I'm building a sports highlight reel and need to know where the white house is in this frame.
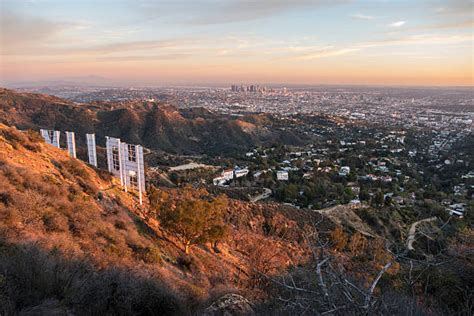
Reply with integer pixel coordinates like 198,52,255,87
339,166,350,176
234,168,249,178
277,170,289,181
213,169,235,186
222,169,234,181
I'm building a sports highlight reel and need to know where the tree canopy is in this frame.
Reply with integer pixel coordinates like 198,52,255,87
149,186,228,254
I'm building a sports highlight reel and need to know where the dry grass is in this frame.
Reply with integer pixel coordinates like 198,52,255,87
0,124,324,314
0,126,42,152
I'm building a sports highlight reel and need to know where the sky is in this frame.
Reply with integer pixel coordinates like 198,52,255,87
0,0,473,86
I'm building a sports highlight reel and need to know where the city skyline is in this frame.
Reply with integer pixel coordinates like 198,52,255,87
1,0,473,86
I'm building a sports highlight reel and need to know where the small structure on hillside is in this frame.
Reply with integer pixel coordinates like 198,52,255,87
234,167,249,178
40,129,61,148
86,133,98,167
339,166,351,177
106,136,145,205
65,131,76,158
38,128,145,205
213,169,235,186
222,169,234,181
276,170,289,181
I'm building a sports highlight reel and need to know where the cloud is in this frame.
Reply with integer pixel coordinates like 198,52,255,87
287,47,360,60
433,0,474,16
81,39,198,54
350,13,375,20
136,0,349,25
388,21,406,28
406,19,473,31
0,10,69,51
94,53,193,62
359,34,473,48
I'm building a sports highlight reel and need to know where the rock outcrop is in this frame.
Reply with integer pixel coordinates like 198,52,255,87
203,294,255,316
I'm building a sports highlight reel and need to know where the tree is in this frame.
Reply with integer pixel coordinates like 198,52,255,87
373,191,385,207
169,172,180,186
206,225,228,253
151,187,228,254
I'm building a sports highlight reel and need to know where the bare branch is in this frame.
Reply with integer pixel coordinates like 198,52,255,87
365,261,393,308
316,257,333,307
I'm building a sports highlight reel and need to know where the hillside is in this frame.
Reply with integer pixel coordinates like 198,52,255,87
0,88,306,154
0,124,323,314
0,124,472,315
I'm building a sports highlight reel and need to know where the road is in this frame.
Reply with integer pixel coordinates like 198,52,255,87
249,188,272,203
168,162,217,171
406,217,437,251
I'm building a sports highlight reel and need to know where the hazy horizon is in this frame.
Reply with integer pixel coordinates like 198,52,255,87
3,75,474,89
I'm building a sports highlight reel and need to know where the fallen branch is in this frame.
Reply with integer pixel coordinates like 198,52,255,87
316,258,332,306
364,261,393,309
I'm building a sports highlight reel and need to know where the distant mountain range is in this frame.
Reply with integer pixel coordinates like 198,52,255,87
0,87,305,154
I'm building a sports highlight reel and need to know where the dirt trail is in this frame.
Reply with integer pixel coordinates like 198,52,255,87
406,217,437,251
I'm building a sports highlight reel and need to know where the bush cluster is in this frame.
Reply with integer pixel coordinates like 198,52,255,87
0,241,183,315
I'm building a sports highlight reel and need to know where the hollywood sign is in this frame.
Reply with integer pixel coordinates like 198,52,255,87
40,129,145,205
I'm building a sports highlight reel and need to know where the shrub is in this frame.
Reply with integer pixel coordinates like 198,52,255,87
23,142,42,152
0,191,13,206
60,160,89,179
0,127,42,152
25,130,44,143
176,254,194,271
0,204,21,227
114,220,127,230
77,177,99,197
42,212,68,232
129,243,163,265
0,241,184,315
53,159,99,197
96,169,114,182
0,127,27,149
141,247,163,265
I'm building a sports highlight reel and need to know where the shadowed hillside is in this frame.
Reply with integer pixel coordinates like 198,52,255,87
0,88,306,154
0,124,318,314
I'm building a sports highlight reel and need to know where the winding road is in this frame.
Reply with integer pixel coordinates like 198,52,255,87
249,188,272,203
406,217,437,251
